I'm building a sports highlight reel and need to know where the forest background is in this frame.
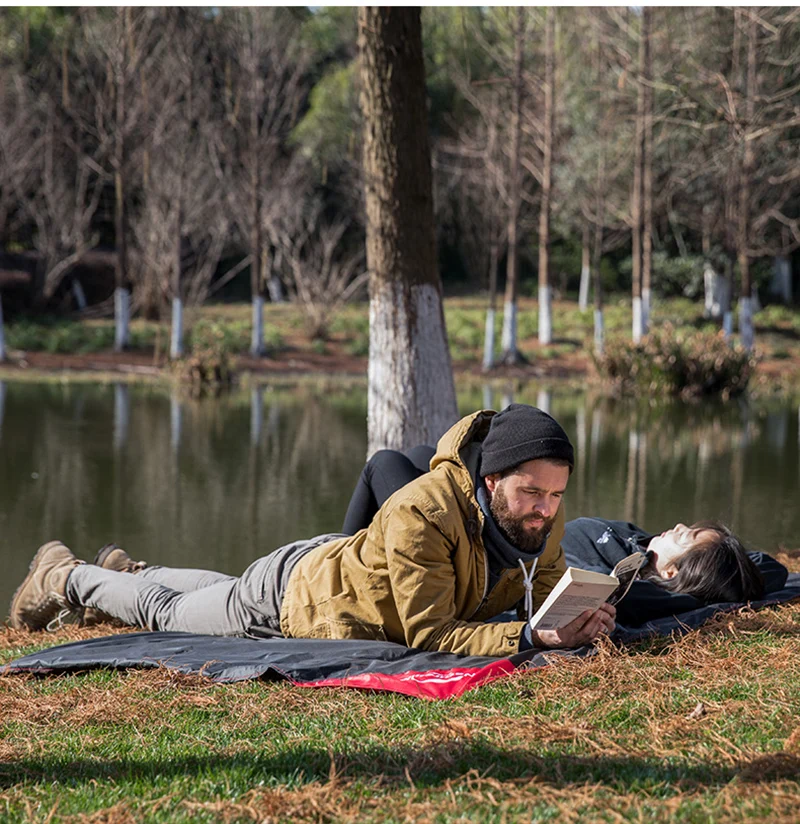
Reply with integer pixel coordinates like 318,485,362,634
0,6,799,372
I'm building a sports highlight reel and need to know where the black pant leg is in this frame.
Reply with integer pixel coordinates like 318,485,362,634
341,448,430,534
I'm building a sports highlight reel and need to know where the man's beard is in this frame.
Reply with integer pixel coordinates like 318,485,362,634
490,483,556,553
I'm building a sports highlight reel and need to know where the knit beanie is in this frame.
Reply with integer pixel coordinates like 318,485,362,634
479,404,574,477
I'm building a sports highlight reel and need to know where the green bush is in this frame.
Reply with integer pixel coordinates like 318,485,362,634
593,325,755,398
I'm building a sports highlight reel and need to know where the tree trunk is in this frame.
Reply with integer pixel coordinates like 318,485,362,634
250,92,265,357
0,293,5,362
593,152,606,356
641,7,653,334
737,8,757,351
578,223,591,311
501,7,526,365
483,240,499,370
630,11,646,344
170,209,184,360
538,6,555,346
114,8,130,353
358,7,458,455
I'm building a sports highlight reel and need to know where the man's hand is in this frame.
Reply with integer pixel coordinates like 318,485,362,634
530,603,616,650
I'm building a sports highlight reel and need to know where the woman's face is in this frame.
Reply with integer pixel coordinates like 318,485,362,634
648,523,719,577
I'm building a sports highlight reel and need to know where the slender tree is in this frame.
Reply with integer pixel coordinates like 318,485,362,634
500,7,526,365
537,6,555,345
358,6,458,454
630,10,646,343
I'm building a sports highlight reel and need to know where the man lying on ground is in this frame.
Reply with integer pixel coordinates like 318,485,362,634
9,405,615,656
340,446,786,624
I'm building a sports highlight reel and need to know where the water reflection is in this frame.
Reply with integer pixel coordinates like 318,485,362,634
0,380,798,612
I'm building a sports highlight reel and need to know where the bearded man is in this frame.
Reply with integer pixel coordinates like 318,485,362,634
10,405,615,656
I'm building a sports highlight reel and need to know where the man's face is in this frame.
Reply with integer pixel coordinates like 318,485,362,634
484,459,570,552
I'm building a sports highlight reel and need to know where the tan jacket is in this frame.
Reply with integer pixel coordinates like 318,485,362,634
280,410,566,657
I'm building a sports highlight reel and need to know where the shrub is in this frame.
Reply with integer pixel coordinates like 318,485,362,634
593,325,755,398
174,320,235,395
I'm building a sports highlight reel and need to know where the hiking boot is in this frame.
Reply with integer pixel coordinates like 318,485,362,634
80,544,147,627
9,541,83,631
92,543,147,574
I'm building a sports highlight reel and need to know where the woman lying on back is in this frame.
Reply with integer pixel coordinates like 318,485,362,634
341,447,788,626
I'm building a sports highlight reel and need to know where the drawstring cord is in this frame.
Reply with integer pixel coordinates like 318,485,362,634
519,557,539,622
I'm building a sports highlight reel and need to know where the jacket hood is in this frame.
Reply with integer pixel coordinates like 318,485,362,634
430,410,496,481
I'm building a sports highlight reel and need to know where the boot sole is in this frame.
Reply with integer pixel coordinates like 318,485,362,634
8,541,68,630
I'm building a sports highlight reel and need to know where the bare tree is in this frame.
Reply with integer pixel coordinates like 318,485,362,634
130,9,230,359
71,7,168,349
275,201,367,340
500,7,526,365
537,7,556,345
358,6,458,454
210,8,308,357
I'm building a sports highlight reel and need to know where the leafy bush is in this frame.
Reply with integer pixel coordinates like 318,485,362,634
175,320,235,395
593,325,755,398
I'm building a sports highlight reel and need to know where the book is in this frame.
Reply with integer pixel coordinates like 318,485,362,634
528,552,648,631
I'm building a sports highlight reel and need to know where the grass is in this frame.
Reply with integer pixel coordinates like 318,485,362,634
3,295,800,394
1,550,799,823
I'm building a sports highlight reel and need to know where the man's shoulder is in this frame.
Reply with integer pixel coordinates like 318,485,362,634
380,460,475,525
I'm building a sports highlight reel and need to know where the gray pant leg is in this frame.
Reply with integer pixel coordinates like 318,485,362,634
138,567,235,592
66,534,343,636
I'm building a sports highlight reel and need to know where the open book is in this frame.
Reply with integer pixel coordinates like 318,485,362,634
529,552,648,631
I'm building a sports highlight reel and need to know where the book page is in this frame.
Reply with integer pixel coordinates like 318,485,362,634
530,578,618,630
607,552,649,606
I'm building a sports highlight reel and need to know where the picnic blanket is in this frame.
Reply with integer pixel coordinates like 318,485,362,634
4,574,799,700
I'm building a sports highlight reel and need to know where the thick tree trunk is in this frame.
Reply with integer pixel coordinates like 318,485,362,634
358,7,458,455
641,7,653,334
538,7,555,346
737,9,757,351
0,293,5,362
501,7,526,364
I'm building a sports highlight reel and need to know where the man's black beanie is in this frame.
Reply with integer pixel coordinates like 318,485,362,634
480,404,574,477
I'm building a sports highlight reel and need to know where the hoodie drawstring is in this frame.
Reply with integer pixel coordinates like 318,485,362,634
519,557,539,622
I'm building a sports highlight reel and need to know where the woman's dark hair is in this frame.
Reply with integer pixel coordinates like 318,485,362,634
643,521,765,603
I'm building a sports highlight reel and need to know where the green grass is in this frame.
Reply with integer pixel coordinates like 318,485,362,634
4,296,800,394
2,567,800,822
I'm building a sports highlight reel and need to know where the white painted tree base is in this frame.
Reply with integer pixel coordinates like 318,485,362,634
368,281,458,456
632,297,643,343
251,295,264,357
501,300,522,363
578,264,590,312
482,308,496,370
722,311,734,339
739,297,754,351
538,284,552,345
594,309,605,355
71,279,88,312
114,288,130,352
170,298,184,360
642,288,651,335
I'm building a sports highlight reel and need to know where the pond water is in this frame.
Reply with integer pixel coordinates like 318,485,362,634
1,378,798,614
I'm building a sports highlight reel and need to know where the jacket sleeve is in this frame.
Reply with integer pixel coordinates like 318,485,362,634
382,499,527,658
